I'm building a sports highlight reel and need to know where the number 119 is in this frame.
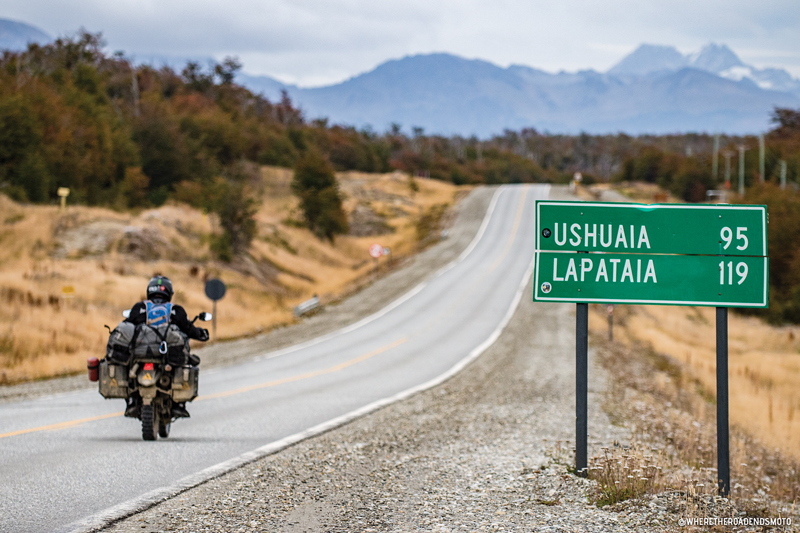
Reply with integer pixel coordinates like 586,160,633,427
719,261,748,285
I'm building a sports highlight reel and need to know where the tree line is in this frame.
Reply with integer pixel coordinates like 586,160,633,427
2,32,800,322
10,31,796,212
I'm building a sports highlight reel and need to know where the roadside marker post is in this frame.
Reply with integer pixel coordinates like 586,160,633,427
369,243,384,272
533,200,769,494
57,187,70,210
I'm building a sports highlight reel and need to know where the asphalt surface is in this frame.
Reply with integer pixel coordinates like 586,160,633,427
0,184,546,533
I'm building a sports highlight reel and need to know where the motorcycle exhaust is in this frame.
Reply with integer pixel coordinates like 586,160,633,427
87,358,99,382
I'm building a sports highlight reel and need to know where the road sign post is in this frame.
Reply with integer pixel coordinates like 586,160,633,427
576,302,588,478
204,279,227,339
716,307,730,495
57,188,70,210
534,200,768,495
369,243,384,272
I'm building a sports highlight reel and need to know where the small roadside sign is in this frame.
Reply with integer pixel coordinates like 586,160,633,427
57,187,70,210
204,279,226,301
204,279,226,339
369,244,384,259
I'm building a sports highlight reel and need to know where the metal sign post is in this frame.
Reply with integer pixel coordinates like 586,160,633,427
576,302,588,477
716,307,730,495
533,200,769,496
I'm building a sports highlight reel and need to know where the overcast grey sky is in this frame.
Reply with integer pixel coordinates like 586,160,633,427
4,0,799,86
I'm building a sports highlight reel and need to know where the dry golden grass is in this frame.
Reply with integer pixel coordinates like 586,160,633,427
576,181,681,203
0,168,461,383
592,332,800,523
589,303,800,462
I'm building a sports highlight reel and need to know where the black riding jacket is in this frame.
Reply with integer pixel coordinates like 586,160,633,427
125,301,209,341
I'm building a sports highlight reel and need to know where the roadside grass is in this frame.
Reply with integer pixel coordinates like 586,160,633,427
586,310,800,525
588,304,800,463
588,445,666,507
0,168,461,384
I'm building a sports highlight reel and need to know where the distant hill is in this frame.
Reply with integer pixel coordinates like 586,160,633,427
2,19,796,136
0,18,50,50
239,44,800,136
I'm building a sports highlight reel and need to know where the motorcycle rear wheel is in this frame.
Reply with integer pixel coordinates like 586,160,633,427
158,420,171,438
141,404,158,441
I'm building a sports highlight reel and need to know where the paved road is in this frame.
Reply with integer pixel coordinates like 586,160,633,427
0,184,547,533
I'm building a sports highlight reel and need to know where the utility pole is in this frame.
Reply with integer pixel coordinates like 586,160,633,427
780,160,788,190
759,134,765,183
131,67,140,117
712,134,720,182
723,150,733,190
738,146,747,196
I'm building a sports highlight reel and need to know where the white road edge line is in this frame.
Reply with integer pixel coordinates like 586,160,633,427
254,185,505,362
60,184,541,533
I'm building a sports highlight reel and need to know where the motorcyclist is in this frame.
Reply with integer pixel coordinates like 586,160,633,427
124,276,209,418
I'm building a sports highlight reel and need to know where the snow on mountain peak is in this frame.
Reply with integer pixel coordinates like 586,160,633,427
608,42,798,95
691,43,744,73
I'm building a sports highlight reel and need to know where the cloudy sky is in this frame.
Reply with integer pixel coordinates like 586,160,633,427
4,0,800,86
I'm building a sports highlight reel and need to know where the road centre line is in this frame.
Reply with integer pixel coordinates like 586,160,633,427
0,412,121,439
418,188,532,335
197,337,408,401
0,338,408,440
488,186,529,272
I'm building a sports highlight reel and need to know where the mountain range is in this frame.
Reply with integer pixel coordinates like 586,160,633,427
240,44,800,136
1,18,798,136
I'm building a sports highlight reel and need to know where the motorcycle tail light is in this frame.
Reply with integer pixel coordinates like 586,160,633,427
143,363,154,370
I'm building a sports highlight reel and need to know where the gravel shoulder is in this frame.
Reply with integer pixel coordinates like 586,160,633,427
102,185,682,533
103,262,639,533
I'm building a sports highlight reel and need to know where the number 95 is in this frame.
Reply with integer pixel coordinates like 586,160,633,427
720,227,748,251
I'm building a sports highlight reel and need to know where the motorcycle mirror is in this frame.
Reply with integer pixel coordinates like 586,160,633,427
122,309,131,319
199,312,212,321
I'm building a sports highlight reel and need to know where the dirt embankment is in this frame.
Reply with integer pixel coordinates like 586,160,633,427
0,168,461,385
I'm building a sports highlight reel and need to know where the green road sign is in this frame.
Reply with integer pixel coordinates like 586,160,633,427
533,200,769,307
536,201,767,256
534,252,768,307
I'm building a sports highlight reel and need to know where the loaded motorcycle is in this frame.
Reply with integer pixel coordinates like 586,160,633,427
87,311,211,440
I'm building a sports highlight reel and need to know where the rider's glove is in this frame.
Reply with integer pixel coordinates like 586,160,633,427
198,328,210,341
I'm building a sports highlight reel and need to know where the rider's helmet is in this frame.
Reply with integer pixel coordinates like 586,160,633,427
146,276,174,303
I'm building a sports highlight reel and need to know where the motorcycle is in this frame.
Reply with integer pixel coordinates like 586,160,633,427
88,311,212,440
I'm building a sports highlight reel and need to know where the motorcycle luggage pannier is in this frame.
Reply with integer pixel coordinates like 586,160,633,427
106,321,136,363
98,360,128,398
171,366,199,402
